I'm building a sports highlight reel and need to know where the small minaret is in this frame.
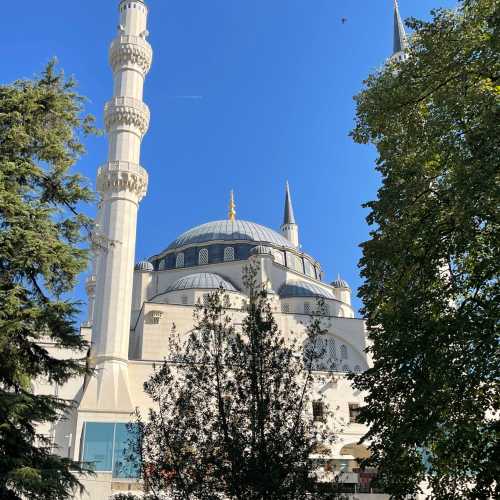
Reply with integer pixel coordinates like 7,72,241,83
281,182,299,248
82,0,152,412
391,0,409,63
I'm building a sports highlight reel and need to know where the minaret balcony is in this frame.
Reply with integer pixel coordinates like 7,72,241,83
104,96,150,137
85,274,97,295
109,35,153,76
97,161,148,202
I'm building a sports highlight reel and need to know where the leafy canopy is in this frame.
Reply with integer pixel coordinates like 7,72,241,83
351,1,499,498
0,61,96,499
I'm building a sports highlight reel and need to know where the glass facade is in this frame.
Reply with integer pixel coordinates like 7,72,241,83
81,422,140,478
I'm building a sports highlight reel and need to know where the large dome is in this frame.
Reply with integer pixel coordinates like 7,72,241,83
165,220,294,252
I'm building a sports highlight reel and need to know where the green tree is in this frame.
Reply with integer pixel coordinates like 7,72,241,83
0,62,96,499
351,0,499,498
135,264,342,500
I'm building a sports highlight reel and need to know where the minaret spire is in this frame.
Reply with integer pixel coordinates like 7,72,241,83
283,181,296,225
229,190,236,221
392,0,409,61
81,0,153,413
281,181,299,248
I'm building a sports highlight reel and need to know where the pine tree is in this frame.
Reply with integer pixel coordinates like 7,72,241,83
350,0,499,498
134,264,342,500
0,61,96,499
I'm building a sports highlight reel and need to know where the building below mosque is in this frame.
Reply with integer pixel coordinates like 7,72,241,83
34,1,410,498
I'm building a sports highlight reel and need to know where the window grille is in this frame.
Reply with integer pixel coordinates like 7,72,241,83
223,247,235,262
203,293,210,306
304,302,311,314
198,249,208,266
340,344,348,360
342,364,350,373
175,253,184,268
281,303,290,313
181,295,188,306
354,365,362,373
151,311,162,325
312,401,325,422
327,339,336,358
349,403,361,423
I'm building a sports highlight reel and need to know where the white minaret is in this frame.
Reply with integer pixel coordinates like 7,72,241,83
391,0,409,63
281,181,299,248
81,0,152,412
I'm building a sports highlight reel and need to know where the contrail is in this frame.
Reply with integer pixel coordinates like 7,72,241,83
168,95,203,100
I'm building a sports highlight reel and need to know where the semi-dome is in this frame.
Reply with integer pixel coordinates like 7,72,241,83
165,220,294,252
135,260,154,272
279,280,335,300
165,273,238,293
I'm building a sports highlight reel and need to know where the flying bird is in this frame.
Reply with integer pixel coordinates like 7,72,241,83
341,17,348,24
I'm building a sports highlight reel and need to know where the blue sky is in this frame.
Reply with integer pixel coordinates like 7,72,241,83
4,0,457,317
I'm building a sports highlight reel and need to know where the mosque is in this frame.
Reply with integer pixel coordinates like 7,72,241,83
36,1,409,498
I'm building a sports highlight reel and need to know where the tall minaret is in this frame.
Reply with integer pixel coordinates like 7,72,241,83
281,182,299,248
391,0,409,63
82,0,152,412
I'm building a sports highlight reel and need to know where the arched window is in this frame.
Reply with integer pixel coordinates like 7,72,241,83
198,249,208,266
354,365,362,373
340,344,348,360
342,364,350,373
224,247,235,262
175,253,184,268
304,302,311,314
327,338,336,359
281,303,290,313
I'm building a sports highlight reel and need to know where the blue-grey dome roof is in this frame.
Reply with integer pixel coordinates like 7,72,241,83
249,245,273,256
165,273,238,293
165,220,294,252
279,280,335,300
135,260,154,272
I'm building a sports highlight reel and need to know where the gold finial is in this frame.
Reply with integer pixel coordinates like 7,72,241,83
228,190,236,221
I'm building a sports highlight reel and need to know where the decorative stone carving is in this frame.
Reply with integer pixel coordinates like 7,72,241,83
104,97,150,137
97,161,148,201
109,35,153,75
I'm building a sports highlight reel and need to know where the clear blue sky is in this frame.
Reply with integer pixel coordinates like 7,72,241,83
3,0,457,317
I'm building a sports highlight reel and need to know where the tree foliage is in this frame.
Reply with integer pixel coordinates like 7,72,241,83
0,62,96,499
135,264,341,500
351,0,499,498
